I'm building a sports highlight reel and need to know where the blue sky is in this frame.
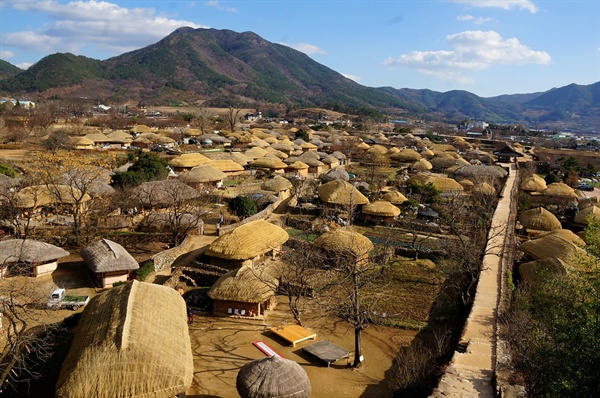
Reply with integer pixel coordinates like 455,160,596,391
0,0,598,97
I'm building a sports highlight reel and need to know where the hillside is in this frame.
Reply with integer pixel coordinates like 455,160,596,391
0,27,598,129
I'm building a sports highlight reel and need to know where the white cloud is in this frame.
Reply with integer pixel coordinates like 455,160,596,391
384,30,550,83
16,62,32,69
281,42,326,55
2,1,206,56
457,14,492,24
204,1,237,13
0,50,15,59
341,73,360,82
453,0,538,13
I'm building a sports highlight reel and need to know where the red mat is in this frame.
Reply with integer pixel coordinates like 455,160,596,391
253,340,283,358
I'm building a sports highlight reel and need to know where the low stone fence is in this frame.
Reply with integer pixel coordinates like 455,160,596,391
151,235,196,271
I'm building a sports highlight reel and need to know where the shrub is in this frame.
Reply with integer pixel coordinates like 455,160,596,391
136,260,155,281
228,195,257,219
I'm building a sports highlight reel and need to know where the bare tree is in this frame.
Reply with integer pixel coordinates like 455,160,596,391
225,107,243,133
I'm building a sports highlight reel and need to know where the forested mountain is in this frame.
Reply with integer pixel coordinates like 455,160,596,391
0,27,598,129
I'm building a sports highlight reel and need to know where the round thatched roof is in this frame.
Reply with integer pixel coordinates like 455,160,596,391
367,144,388,155
0,239,69,264
81,239,139,273
250,157,288,169
406,174,464,192
472,182,496,195
410,158,433,171
318,179,369,205
286,161,310,170
132,180,199,206
313,228,374,257
518,234,594,270
518,207,562,232
542,182,577,198
578,196,600,209
15,185,92,208
207,159,245,172
458,179,474,188
537,229,586,246
236,355,311,398
68,136,95,146
381,190,408,205
321,168,350,182
244,147,268,159
574,205,600,225
362,200,401,217
357,142,370,150
519,256,568,283
262,175,293,192
429,155,468,169
452,165,508,180
206,220,289,260
520,174,547,192
55,281,193,398
208,266,278,303
169,153,211,168
180,165,227,183
390,149,421,162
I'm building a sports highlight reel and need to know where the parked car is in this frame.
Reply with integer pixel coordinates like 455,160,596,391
577,183,594,191
47,288,90,310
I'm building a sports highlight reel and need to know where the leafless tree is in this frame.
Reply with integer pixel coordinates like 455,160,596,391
226,107,243,133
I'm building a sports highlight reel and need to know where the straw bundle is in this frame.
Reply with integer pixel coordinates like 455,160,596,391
55,281,193,398
250,157,288,169
574,205,600,225
236,355,311,398
520,174,547,192
362,200,401,217
382,190,408,205
81,239,139,273
169,153,211,168
208,266,278,303
262,176,293,192
542,182,577,198
318,179,369,205
391,149,421,162
208,159,245,172
206,220,289,260
518,207,562,232
313,228,374,257
519,257,568,283
0,239,69,264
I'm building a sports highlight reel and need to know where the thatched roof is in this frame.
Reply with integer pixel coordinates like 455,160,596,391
542,182,577,198
81,239,139,273
362,200,401,217
132,180,199,207
518,207,562,232
390,149,421,162
206,220,289,260
410,158,433,171
537,229,586,246
518,234,594,268
180,164,227,183
318,179,369,205
244,147,268,159
406,174,464,192
313,228,374,257
367,144,388,155
55,281,193,398
381,190,408,205
321,168,349,182
452,165,508,180
169,153,211,168
236,355,311,398
208,159,245,172
208,266,277,302
429,155,468,169
261,176,293,192
520,174,547,192
250,157,288,169
15,185,92,208
472,182,496,195
68,136,95,146
286,161,309,170
578,196,600,210
0,239,69,264
574,205,600,225
84,133,110,143
519,256,568,283
106,130,133,142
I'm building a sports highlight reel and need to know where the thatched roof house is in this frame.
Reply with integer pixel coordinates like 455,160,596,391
519,256,568,283
206,220,289,268
262,176,293,197
169,153,211,171
472,182,496,195
55,281,193,398
208,159,245,174
15,185,92,208
390,149,422,163
410,158,433,171
179,164,227,187
518,207,562,234
132,179,199,209
208,266,278,317
249,157,288,173
321,168,350,182
0,239,69,277
318,179,369,206
237,355,311,398
578,196,600,210
381,190,408,205
362,200,400,225
518,234,594,271
406,174,464,194
574,205,600,225
542,182,578,199
81,239,139,288
452,165,508,182
537,229,586,246
313,228,374,268
520,174,547,192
